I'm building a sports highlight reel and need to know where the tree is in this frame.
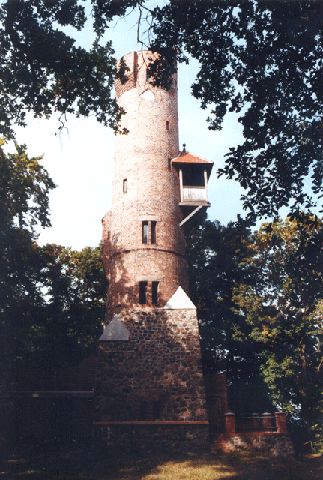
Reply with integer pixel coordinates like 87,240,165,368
233,214,322,440
16,244,106,387
0,0,124,138
1,0,321,217
0,142,105,451
185,215,273,414
148,0,323,218
0,140,55,381
0,140,55,453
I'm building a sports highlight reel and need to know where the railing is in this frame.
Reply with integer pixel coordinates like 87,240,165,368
182,186,207,202
236,414,276,432
224,412,287,434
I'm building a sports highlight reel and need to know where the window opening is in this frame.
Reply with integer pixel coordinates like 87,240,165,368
166,120,169,131
139,281,148,304
151,221,157,244
152,281,159,305
182,166,204,187
123,178,127,193
142,221,149,244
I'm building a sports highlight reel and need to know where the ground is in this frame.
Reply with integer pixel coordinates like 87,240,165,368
1,446,322,480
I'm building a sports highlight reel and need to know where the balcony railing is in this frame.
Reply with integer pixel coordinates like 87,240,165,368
182,186,207,202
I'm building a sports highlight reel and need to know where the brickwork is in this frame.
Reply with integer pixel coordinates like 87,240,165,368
97,51,208,445
102,50,187,316
96,308,207,422
102,246,188,312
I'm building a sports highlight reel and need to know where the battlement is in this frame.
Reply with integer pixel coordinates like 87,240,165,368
115,50,176,97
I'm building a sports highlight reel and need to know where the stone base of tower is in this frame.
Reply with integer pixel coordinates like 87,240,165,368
93,421,209,452
94,303,207,448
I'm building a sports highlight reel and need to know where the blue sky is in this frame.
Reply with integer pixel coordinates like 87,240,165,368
12,5,246,250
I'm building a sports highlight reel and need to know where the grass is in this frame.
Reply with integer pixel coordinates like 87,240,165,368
1,446,322,480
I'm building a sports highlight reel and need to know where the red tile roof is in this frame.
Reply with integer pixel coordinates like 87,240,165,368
171,152,213,165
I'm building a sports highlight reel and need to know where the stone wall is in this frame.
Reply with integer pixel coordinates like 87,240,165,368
94,422,209,452
95,308,207,422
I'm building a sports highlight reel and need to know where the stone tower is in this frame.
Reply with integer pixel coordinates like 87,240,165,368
96,51,213,447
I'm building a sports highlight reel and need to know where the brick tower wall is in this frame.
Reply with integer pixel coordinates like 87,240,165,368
96,51,208,440
102,51,188,316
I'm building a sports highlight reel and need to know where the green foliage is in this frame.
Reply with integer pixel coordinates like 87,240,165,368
0,141,56,366
1,1,321,217
15,243,105,384
0,140,55,230
0,141,56,449
233,214,322,434
148,0,323,218
185,214,273,413
0,142,105,389
186,213,322,433
0,0,123,138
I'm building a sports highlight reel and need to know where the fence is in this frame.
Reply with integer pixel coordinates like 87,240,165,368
224,411,287,435
13,390,94,447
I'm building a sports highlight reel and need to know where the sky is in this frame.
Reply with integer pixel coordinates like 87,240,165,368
11,5,246,250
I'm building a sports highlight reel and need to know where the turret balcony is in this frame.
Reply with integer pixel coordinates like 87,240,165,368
171,149,213,210
180,185,209,206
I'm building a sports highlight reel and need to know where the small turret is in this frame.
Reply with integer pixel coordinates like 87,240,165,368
171,149,213,225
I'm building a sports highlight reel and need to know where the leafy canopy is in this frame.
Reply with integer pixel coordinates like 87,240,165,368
185,214,273,413
233,214,322,432
0,0,123,138
0,0,321,218
148,0,322,217
0,142,104,388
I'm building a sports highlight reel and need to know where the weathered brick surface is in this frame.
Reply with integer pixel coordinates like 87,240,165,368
102,247,188,312
102,50,187,314
97,51,207,437
96,308,207,421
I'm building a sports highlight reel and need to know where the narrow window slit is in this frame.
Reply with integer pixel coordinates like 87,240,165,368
152,281,159,305
139,281,148,304
142,221,149,244
151,221,157,244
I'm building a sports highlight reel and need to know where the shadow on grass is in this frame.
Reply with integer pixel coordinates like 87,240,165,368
0,444,322,480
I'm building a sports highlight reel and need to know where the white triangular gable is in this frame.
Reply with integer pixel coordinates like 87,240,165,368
99,315,130,341
163,286,196,310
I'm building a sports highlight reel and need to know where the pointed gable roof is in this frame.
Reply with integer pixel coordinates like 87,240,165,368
163,286,196,310
99,315,130,341
171,151,213,167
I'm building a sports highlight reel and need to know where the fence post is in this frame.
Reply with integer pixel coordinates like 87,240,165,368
261,412,272,431
224,412,236,435
275,412,287,433
251,412,259,431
